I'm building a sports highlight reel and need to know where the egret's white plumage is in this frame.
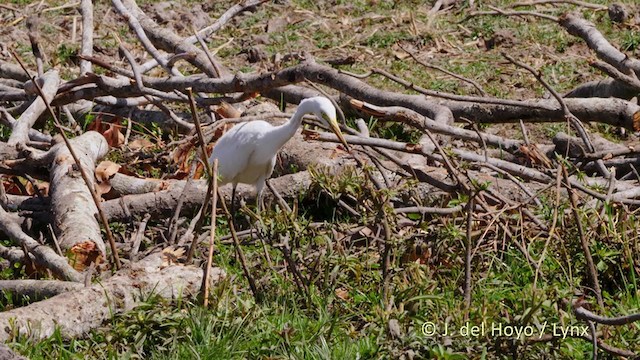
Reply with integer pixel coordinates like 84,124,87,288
209,96,348,211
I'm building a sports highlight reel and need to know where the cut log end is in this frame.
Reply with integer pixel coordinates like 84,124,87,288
69,241,103,271
633,111,640,132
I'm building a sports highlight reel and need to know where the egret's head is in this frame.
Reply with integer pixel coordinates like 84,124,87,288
306,97,349,150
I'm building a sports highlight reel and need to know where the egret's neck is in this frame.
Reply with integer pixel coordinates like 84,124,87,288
267,103,310,151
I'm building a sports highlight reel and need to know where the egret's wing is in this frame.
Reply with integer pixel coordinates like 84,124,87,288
209,121,272,184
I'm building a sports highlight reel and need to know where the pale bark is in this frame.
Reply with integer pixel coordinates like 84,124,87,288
0,280,84,302
0,206,82,282
49,131,109,259
8,70,59,145
0,252,225,342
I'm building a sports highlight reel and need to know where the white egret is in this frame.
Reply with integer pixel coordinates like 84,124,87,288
208,96,349,213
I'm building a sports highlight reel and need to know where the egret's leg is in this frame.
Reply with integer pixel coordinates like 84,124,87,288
230,183,238,218
255,180,265,214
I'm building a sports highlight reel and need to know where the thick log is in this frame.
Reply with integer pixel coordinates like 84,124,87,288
443,98,640,130
0,343,26,360
49,131,109,262
0,280,84,302
0,252,224,342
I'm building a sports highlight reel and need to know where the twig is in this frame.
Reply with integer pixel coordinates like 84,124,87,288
502,52,611,179
464,6,558,22
111,0,178,76
371,68,553,111
168,161,198,244
574,300,640,325
79,0,93,75
399,44,487,96
509,0,607,10
563,166,604,309
138,0,266,74
0,206,82,282
26,16,44,76
266,179,292,213
464,195,474,311
11,51,122,270
201,159,218,307
588,320,598,360
130,213,151,262
192,26,221,78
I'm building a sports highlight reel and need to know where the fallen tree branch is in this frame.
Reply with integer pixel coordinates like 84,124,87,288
48,132,109,265
7,70,59,145
0,280,84,302
0,206,82,282
0,252,225,342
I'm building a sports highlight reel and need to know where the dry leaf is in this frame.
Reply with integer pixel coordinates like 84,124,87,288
2,179,23,195
335,287,350,301
87,116,124,148
95,181,112,198
103,122,124,148
301,129,320,140
25,181,49,196
128,138,154,151
213,123,235,140
161,246,186,267
86,115,103,132
171,142,194,175
95,161,121,182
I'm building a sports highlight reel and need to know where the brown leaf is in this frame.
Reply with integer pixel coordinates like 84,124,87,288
2,178,23,195
335,287,350,301
86,115,103,132
212,123,235,141
405,143,422,153
95,181,112,198
161,246,186,267
95,161,121,182
103,122,124,148
171,142,195,174
25,181,49,196
302,129,320,140
128,138,155,151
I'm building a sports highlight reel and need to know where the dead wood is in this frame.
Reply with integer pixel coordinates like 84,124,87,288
135,0,267,76
101,172,312,222
3,2,640,354
0,280,84,302
54,60,640,130
115,0,221,77
0,60,32,82
0,244,30,265
7,70,59,146
553,131,628,158
0,206,82,282
49,131,109,263
0,108,51,143
442,98,640,130
0,252,225,342
559,13,640,75
0,343,27,360
79,0,94,75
